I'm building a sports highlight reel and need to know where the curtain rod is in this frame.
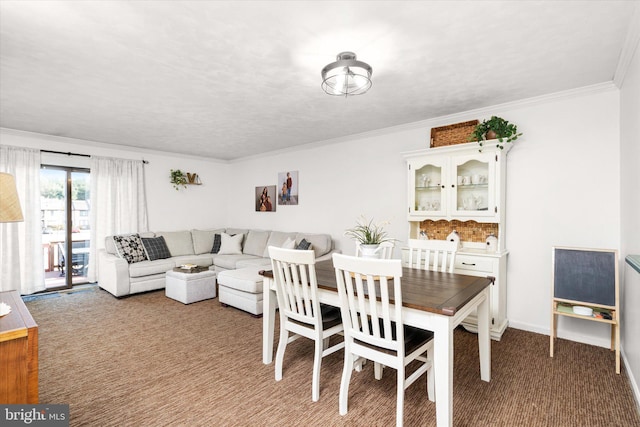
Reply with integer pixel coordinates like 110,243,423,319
41,149,90,158
41,149,149,164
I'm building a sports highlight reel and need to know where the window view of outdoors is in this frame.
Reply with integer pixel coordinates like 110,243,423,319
41,167,91,289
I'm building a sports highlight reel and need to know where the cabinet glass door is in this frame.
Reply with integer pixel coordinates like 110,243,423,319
410,157,446,217
451,153,495,217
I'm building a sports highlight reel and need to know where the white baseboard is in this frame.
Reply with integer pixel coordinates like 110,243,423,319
508,320,612,349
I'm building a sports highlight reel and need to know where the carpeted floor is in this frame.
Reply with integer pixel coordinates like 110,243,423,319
25,287,640,426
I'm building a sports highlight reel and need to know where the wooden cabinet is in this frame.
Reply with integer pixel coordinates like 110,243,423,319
401,247,508,340
455,251,508,340
0,290,38,404
403,140,512,340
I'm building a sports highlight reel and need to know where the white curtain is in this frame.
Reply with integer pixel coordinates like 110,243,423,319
88,156,148,282
0,145,44,294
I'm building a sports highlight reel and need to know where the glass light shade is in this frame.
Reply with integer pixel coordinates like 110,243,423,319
321,52,372,96
0,172,24,222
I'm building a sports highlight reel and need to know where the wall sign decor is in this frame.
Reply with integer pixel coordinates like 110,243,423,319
255,186,276,212
170,169,202,190
186,172,201,184
277,170,298,205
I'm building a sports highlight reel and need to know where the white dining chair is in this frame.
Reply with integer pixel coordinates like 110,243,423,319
354,240,395,371
355,241,395,259
407,238,458,272
268,246,345,402
332,253,434,427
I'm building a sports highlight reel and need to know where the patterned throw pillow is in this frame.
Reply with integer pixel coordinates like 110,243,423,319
211,234,222,254
113,234,147,264
141,236,171,261
295,238,313,251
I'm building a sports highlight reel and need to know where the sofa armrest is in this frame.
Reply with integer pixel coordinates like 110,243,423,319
98,249,132,297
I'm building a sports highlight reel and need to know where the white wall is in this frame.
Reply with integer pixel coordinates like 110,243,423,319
0,129,230,231
503,88,620,345
620,36,640,403
222,125,425,254
225,85,622,350
1,84,627,352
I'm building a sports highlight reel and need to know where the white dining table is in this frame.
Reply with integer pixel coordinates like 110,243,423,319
261,259,492,427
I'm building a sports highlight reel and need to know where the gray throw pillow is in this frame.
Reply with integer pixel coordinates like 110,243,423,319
296,238,312,251
211,234,222,254
142,236,171,261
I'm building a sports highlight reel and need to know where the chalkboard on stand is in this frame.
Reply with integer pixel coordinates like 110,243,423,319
550,246,620,373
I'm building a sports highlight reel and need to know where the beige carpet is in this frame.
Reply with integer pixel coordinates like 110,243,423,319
25,287,640,426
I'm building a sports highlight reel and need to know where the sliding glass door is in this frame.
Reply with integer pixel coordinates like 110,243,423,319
41,166,91,290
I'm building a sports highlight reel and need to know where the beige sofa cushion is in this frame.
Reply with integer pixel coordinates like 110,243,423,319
129,259,175,278
191,228,225,254
217,267,264,294
295,233,332,258
262,231,297,257
236,257,272,269
243,230,270,257
214,254,258,270
156,231,194,256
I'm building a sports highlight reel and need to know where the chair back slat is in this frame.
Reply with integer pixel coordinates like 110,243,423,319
269,247,319,327
407,239,458,272
333,254,404,353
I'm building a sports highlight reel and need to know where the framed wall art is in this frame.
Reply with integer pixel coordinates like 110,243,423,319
255,185,276,212
277,170,298,205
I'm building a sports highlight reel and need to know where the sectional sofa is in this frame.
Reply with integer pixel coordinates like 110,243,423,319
97,228,336,297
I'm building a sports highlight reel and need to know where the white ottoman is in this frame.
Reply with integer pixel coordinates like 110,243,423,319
217,267,264,316
165,269,217,304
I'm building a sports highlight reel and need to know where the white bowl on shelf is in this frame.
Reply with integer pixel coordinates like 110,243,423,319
572,306,593,316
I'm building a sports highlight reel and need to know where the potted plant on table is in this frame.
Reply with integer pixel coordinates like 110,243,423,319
344,216,395,259
170,169,188,190
470,116,522,150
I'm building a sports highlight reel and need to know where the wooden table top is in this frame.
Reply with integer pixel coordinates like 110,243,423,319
262,259,494,316
0,290,38,342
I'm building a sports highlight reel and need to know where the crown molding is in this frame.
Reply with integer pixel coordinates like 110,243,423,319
1,79,622,165
614,4,640,88
233,81,619,163
0,127,227,164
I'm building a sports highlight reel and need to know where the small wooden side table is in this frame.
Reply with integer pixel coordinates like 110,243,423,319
0,290,39,403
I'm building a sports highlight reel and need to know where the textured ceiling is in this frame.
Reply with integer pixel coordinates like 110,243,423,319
0,1,638,160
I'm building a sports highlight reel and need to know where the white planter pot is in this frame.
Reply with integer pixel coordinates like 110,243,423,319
360,244,381,259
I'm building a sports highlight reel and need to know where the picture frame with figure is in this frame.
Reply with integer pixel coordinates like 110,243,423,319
255,185,276,212
277,171,298,205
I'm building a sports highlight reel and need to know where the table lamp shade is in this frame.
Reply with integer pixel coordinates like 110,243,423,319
0,172,24,223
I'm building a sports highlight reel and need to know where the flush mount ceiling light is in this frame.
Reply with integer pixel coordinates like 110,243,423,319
321,51,372,97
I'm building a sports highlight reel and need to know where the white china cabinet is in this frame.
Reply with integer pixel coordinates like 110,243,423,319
403,140,512,340
406,141,510,226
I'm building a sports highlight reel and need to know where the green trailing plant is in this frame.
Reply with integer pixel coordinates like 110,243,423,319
344,216,395,245
170,169,187,190
470,116,522,150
